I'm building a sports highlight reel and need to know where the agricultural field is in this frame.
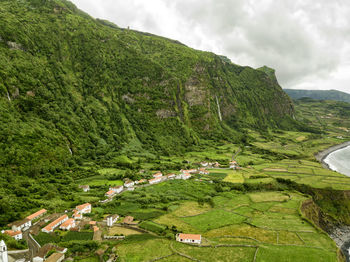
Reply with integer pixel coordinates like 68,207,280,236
255,159,350,190
111,190,338,261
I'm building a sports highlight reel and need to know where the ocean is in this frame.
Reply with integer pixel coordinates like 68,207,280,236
324,145,350,176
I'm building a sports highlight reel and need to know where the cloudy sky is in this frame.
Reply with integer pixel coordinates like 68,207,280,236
70,0,350,93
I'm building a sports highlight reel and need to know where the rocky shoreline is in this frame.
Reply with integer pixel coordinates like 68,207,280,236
315,141,350,170
315,141,350,261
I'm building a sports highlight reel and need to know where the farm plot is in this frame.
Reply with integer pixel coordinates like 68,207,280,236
182,209,246,232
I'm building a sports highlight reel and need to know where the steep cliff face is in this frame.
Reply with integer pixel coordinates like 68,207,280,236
0,0,294,172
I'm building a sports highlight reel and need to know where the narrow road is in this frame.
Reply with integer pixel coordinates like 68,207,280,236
24,231,40,260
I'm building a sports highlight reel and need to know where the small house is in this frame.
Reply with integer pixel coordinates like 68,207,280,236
76,203,91,214
123,216,134,225
26,209,47,222
9,219,32,232
166,174,176,180
124,180,135,188
42,215,68,233
59,218,75,231
149,177,162,184
105,190,117,198
135,179,147,185
200,162,209,167
2,230,22,240
33,244,67,262
79,185,90,192
107,215,119,227
45,253,65,262
176,233,201,244
109,186,123,193
72,211,82,220
153,172,163,178
198,168,209,175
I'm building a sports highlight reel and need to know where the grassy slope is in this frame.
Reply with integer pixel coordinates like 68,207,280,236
0,0,295,224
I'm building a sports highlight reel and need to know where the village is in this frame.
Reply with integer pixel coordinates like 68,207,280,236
0,161,240,262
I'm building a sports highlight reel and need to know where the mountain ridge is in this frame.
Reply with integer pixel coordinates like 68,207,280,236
284,89,350,103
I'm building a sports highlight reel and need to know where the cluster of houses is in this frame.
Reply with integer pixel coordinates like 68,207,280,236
2,209,48,240
41,203,92,233
100,168,210,199
229,160,240,169
1,203,94,243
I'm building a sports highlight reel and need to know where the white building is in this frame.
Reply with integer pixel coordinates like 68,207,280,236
153,172,163,178
198,168,209,175
109,186,123,194
107,215,119,227
79,185,90,192
149,177,162,184
176,233,201,244
1,230,22,241
166,174,176,180
42,215,68,233
0,240,8,262
59,218,75,231
10,219,31,232
124,180,135,188
76,203,91,214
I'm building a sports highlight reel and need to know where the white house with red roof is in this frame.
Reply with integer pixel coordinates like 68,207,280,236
153,172,163,178
135,179,147,185
124,180,135,188
42,215,68,233
176,233,201,244
107,215,119,227
26,209,47,222
2,230,22,240
109,186,123,193
149,177,162,185
198,168,209,175
72,211,82,220
79,185,90,192
166,174,176,180
105,190,117,198
76,203,91,214
9,219,31,232
59,219,75,231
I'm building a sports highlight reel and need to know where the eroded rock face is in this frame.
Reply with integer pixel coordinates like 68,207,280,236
184,77,208,107
7,41,23,50
156,109,176,119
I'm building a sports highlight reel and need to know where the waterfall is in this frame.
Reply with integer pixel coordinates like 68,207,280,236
216,96,222,121
6,92,11,101
67,145,73,155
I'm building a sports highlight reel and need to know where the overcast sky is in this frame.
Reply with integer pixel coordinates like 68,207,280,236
70,0,350,94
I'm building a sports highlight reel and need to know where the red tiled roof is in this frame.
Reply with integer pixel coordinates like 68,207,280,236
178,233,201,240
93,226,99,232
149,177,161,183
26,209,47,221
4,230,21,237
60,218,74,228
76,203,91,211
106,190,115,195
43,215,68,232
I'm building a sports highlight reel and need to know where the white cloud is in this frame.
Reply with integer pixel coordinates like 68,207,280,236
70,0,350,93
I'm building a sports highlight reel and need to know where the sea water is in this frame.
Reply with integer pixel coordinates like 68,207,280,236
324,146,350,176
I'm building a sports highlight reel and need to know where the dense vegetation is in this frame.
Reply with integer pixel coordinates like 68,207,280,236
0,0,296,225
284,89,350,103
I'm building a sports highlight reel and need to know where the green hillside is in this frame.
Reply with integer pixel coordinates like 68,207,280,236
0,1,295,183
284,89,350,103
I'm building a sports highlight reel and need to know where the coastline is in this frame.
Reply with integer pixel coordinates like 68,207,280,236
314,141,350,170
